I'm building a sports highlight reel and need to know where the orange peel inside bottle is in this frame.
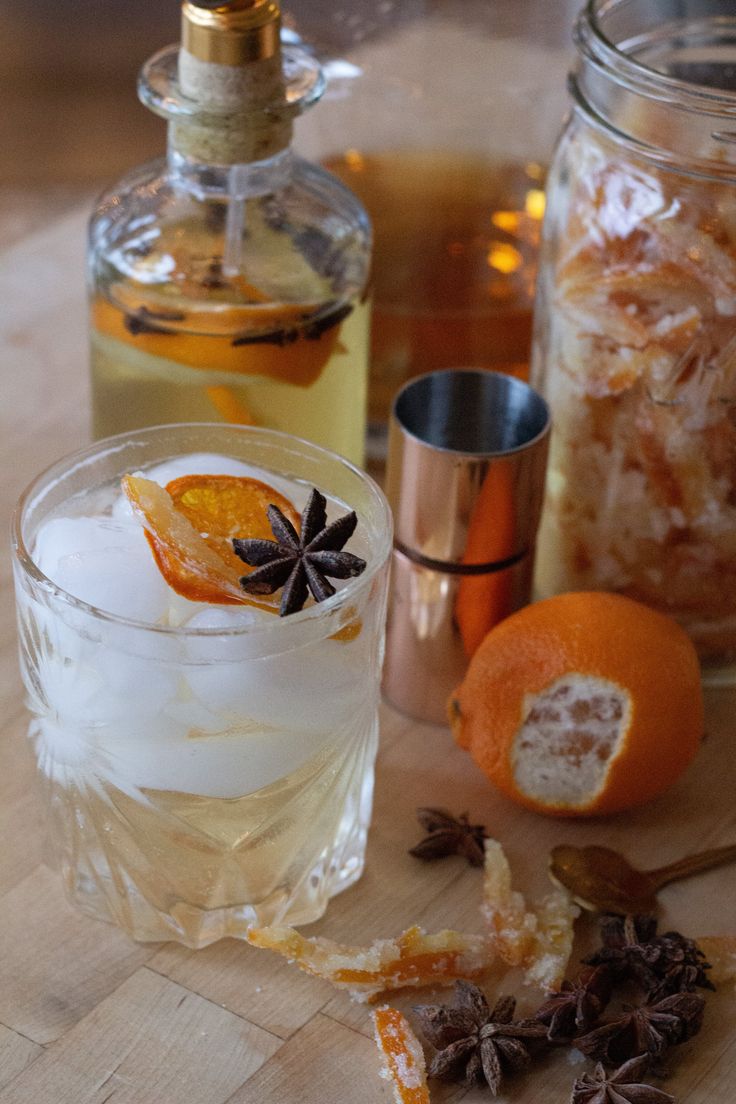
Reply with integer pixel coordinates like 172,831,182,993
93,294,349,388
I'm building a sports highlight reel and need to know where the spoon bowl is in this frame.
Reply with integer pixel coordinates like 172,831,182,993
549,842,736,914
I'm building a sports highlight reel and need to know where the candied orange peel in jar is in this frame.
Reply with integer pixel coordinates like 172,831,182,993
534,120,736,667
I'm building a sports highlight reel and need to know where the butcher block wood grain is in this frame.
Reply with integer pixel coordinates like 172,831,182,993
0,209,734,1103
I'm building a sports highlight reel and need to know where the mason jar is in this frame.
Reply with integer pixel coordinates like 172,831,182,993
531,0,736,682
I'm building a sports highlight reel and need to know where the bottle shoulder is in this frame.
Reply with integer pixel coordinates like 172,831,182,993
88,153,371,313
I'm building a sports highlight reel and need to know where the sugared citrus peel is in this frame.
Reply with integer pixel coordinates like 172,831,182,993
372,1007,431,1104
246,924,489,1003
121,472,299,609
697,937,736,985
482,839,579,990
246,840,579,1003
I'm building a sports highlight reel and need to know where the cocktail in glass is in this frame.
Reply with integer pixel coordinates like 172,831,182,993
12,424,391,947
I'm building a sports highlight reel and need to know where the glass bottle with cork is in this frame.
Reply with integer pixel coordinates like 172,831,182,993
88,0,371,465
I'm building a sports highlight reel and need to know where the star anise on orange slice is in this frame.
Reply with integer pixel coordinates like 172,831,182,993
233,487,366,615
122,472,299,608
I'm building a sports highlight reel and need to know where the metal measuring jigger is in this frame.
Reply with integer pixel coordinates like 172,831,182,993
383,368,551,725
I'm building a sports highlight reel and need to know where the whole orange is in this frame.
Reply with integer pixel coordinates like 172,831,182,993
449,592,704,817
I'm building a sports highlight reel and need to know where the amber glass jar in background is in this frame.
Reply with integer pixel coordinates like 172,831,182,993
531,0,736,681
286,0,573,457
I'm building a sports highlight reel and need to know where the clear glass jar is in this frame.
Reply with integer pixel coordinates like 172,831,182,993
88,3,371,467
532,0,736,681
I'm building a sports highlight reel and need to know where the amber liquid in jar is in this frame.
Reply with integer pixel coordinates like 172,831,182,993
323,149,546,445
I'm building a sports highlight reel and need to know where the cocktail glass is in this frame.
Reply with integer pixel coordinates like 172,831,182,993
12,423,391,947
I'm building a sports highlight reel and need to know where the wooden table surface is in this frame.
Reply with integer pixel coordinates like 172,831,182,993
0,210,735,1104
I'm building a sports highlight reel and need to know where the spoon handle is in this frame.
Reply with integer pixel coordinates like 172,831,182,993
648,843,736,890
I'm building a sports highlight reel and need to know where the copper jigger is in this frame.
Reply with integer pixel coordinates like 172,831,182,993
383,368,551,724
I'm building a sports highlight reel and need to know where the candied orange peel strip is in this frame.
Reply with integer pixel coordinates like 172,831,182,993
246,924,489,1003
372,1006,430,1104
122,473,292,609
697,936,736,985
482,839,579,990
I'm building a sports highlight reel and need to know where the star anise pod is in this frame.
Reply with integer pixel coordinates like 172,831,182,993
583,915,662,991
584,915,714,999
534,966,614,1042
408,807,489,867
575,993,705,1066
414,980,548,1095
646,930,715,1001
571,1055,675,1104
232,487,366,616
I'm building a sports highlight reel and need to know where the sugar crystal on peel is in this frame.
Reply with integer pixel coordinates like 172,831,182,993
246,924,489,1002
372,1007,430,1104
482,839,579,990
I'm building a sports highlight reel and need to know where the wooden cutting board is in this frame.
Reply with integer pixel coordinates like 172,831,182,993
0,210,734,1104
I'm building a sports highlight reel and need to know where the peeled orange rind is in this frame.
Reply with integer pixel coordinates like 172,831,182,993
372,1006,431,1104
246,924,489,1003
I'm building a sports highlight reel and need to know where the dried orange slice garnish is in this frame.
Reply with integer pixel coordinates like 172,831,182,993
166,473,300,577
372,1007,430,1104
122,472,298,608
246,924,489,1003
481,839,579,990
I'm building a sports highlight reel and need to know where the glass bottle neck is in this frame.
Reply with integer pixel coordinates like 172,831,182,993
167,139,294,198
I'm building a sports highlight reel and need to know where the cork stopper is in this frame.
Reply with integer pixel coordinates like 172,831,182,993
176,0,291,163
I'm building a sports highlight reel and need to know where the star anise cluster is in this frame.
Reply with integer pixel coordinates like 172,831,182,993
583,914,714,1000
409,914,714,1100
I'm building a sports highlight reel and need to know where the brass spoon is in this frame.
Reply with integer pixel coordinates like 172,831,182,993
549,842,736,914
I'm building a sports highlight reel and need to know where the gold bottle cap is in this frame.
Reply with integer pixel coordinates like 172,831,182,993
182,0,281,66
